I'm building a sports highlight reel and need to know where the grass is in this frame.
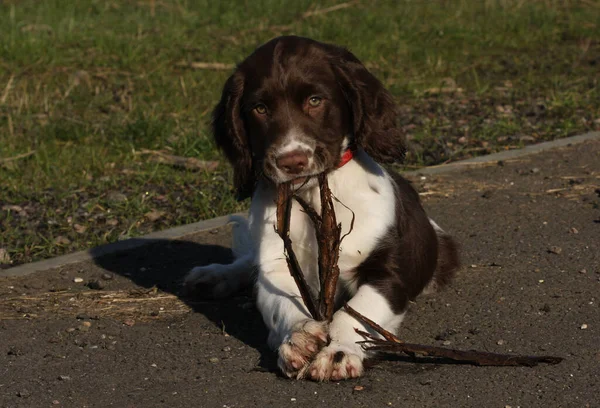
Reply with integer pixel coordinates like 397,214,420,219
1,0,599,266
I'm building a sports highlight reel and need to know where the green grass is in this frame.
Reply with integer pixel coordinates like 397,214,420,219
1,0,599,266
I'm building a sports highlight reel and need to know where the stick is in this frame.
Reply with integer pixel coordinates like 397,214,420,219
346,305,562,367
276,183,321,321
344,304,401,343
175,62,235,70
135,149,219,171
0,150,36,164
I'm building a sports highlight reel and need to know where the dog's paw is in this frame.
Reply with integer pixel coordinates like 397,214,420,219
278,320,329,378
183,264,233,298
300,345,364,382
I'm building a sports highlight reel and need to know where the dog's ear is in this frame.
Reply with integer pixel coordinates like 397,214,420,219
212,71,255,201
331,49,406,163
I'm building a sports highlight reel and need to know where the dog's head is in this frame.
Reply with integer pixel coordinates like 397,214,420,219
213,36,406,200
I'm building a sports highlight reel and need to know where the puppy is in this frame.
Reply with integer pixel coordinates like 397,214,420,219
185,36,459,381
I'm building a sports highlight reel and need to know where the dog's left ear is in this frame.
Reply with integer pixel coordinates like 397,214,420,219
331,48,406,163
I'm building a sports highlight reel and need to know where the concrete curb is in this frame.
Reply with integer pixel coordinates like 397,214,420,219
406,131,600,176
3,131,599,278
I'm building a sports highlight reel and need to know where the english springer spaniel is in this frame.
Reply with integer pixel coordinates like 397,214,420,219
185,36,460,381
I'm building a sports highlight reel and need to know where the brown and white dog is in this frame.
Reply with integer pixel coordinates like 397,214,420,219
185,36,459,381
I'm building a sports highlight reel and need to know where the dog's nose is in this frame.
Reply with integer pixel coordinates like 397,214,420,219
276,150,309,174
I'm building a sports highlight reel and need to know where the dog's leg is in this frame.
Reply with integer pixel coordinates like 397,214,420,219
302,285,405,381
256,262,328,378
184,254,255,298
183,216,255,298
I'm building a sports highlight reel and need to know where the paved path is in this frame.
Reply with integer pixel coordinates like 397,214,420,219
1,139,599,408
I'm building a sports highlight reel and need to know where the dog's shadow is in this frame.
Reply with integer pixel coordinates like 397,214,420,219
91,234,277,371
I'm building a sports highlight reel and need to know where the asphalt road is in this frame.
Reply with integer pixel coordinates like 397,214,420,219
1,140,599,408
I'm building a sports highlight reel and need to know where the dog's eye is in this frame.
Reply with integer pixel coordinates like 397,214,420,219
308,96,322,107
254,104,268,115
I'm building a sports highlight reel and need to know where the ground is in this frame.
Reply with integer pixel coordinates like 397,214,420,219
1,0,599,265
1,140,598,407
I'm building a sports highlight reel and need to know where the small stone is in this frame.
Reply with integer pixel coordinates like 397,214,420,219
580,324,588,330
73,277,84,283
81,321,92,328
58,375,71,381
106,218,119,226
548,246,562,255
123,319,135,327
107,191,127,203
291,397,297,402
458,136,468,145
77,325,89,332
52,400,60,405
442,340,451,346
569,227,579,234
209,357,219,363
222,346,231,352
86,279,104,290
73,224,87,234
101,273,114,280
55,236,71,245
353,385,365,391
530,168,540,174
520,135,536,142
497,339,505,345
579,269,587,274
145,209,165,222
23,282,43,290
17,390,30,398
65,327,76,333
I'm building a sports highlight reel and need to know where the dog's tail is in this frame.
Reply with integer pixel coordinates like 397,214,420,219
424,219,460,294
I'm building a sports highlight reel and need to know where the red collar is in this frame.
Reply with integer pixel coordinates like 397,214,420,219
337,148,354,168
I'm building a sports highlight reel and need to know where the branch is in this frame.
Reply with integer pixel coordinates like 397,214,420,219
346,305,562,367
276,183,321,321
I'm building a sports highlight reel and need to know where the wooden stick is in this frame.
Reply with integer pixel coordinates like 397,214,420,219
344,304,401,343
346,305,562,367
276,183,321,321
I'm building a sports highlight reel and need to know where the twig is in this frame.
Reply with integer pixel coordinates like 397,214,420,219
135,149,219,171
276,182,321,321
344,304,401,343
315,174,342,321
346,305,562,367
301,1,359,18
224,1,359,44
175,61,235,70
1,75,14,104
0,150,36,164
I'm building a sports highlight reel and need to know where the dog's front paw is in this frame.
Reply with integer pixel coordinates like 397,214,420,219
278,320,329,379
301,344,364,382
183,264,233,298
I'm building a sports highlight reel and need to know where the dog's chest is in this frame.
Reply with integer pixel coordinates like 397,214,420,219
290,159,396,286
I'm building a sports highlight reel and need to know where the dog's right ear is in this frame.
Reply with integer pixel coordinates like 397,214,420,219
212,71,255,201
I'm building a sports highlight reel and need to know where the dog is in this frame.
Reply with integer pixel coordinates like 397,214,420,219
184,36,460,381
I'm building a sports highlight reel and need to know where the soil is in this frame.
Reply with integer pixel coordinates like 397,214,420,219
1,141,599,408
